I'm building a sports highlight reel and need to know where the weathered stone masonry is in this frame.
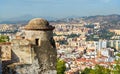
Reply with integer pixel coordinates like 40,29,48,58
1,18,57,74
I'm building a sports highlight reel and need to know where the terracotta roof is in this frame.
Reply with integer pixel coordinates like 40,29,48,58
0,42,11,45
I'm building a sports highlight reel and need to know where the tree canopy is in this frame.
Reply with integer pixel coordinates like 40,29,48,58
57,59,66,74
0,35,9,42
81,64,120,74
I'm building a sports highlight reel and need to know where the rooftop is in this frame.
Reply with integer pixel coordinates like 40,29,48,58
24,18,54,30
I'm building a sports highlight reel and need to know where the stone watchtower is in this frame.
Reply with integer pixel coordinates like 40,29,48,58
14,18,57,74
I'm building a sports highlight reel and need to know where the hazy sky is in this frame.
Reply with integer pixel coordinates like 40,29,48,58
0,0,120,19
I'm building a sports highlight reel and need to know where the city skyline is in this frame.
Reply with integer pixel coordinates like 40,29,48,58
0,0,120,19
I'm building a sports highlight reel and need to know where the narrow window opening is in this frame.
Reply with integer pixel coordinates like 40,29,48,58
35,39,39,45
22,37,25,39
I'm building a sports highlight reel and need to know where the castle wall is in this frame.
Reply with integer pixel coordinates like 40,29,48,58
24,30,53,45
0,43,11,61
2,18,57,74
11,39,33,64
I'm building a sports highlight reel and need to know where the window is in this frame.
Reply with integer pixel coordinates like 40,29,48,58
35,39,39,45
22,37,25,39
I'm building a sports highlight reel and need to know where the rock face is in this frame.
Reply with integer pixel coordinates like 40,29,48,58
2,18,57,74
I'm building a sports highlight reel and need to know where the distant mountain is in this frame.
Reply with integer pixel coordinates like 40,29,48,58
1,14,120,26
0,15,57,24
83,14,120,29
49,14,120,24
83,14,120,23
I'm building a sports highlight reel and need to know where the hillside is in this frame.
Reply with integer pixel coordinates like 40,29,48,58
83,14,120,29
1,14,120,29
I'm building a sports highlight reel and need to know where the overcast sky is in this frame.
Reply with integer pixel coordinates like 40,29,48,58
0,0,120,19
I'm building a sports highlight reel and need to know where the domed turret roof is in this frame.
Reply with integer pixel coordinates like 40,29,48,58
24,18,54,30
